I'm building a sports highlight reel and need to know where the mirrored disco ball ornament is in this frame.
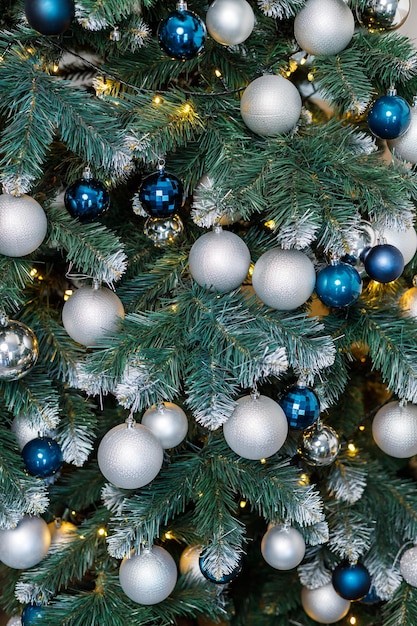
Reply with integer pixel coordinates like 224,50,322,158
294,0,355,56
400,546,417,586
0,515,51,569
388,99,417,163
356,0,410,31
240,74,302,137
372,400,417,458
21,604,46,626
0,193,47,257
332,561,372,601
261,525,306,570
139,167,184,218
64,170,110,222
158,2,207,60
298,421,340,466
25,0,74,35
22,436,63,478
279,383,320,430
142,402,188,449
363,243,404,283
144,215,184,246
368,88,411,140
377,223,417,265
0,317,38,381
301,583,350,624
315,261,362,308
179,544,206,581
206,0,255,46
119,546,178,605
199,550,242,583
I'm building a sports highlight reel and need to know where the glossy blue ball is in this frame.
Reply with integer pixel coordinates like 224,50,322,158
199,553,242,584
316,262,362,308
139,170,184,218
22,604,46,626
25,0,74,35
364,243,404,283
158,9,207,60
332,561,371,601
360,586,381,605
64,178,110,222
368,94,411,139
279,385,320,430
22,436,63,478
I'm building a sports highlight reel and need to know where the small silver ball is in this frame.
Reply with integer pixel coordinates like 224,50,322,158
179,544,206,581
388,107,417,163
301,583,351,624
0,515,51,569
119,546,178,605
206,0,255,45
144,215,184,246
0,319,38,380
0,193,47,257
372,401,417,458
142,402,188,449
298,422,340,466
400,546,417,587
294,0,355,56
378,224,417,265
261,525,306,570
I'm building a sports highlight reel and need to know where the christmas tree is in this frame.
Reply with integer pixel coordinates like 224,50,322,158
1,0,417,624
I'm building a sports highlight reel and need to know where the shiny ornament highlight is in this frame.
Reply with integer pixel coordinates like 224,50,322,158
48,519,77,545
400,546,417,586
364,243,404,283
119,546,177,605
356,0,410,31
294,0,355,56
377,224,417,265
22,436,63,478
142,402,188,449
64,177,110,222
368,90,411,139
21,604,46,626
0,318,38,381
206,0,255,46
279,384,320,430
0,193,47,257
158,6,207,60
372,400,417,458
179,544,206,581
298,422,340,466
301,583,350,623
25,0,74,35
199,551,242,583
388,102,417,163
332,561,371,601
240,74,302,136
139,169,184,218
261,525,306,570
0,515,51,569
315,261,362,308
144,215,184,246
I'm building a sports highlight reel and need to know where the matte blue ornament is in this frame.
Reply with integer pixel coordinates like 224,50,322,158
368,88,411,140
332,561,372,601
364,243,404,283
157,4,207,60
22,436,63,478
22,604,46,626
139,169,184,218
25,0,74,35
64,176,110,222
316,262,362,308
199,552,242,584
279,384,320,430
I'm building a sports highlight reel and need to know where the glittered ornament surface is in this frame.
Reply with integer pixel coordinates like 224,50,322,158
388,105,417,163
294,0,355,56
261,525,306,570
22,436,63,478
0,319,38,381
372,400,417,458
139,170,184,218
64,177,110,222
315,262,362,308
206,0,255,46
301,583,350,623
332,561,371,601
142,402,188,449
119,546,177,605
280,384,320,430
0,515,51,569
21,604,46,626
25,0,74,35
400,546,417,586
158,9,206,60
368,93,411,139
298,422,340,466
0,193,47,257
364,243,404,283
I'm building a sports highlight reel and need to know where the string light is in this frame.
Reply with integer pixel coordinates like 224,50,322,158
97,527,107,537
30,268,38,277
239,500,247,508
64,289,73,301
347,442,358,456
359,424,365,431
164,530,175,540
153,95,163,105
348,616,357,625
298,473,310,485
260,458,267,464
264,220,276,230
214,68,222,78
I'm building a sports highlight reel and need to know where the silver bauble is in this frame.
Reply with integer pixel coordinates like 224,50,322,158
144,214,184,246
6,617,21,626
97,420,164,489
400,286,417,318
301,583,351,623
400,546,417,586
206,0,255,46
372,401,417,458
223,394,288,460
179,544,206,581
252,248,316,311
188,226,251,292
298,422,340,466
388,106,417,164
240,74,302,136
0,515,51,569
0,319,38,380
356,0,410,31
62,284,125,346
378,224,417,265
119,546,177,605
0,193,47,257
11,414,53,450
261,525,306,570
294,0,355,56
142,402,188,449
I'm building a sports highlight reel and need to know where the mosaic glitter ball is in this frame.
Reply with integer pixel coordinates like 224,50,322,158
139,169,184,218
279,384,320,430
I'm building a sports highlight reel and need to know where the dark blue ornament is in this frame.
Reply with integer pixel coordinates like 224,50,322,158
22,603,46,626
64,177,111,222
22,436,63,478
368,93,411,140
25,0,74,35
316,262,362,308
363,243,404,283
158,8,207,60
139,169,184,218
332,561,372,601
360,586,382,605
279,384,320,430
199,552,242,584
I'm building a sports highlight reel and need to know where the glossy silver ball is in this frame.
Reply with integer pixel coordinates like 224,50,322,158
0,515,51,569
400,546,417,586
261,525,306,570
0,319,38,380
0,193,47,257
62,284,124,346
252,248,316,311
388,107,417,163
294,0,355,56
119,546,178,605
298,422,340,466
356,0,410,31
144,215,184,246
206,0,255,45
372,401,417,458
400,286,417,318
188,226,251,292
378,224,417,265
301,583,350,624
240,74,302,136
179,544,206,581
223,394,288,460
142,402,188,449
97,421,164,489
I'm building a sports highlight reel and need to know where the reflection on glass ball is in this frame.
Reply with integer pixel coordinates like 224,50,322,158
356,0,410,31
199,551,242,584
0,319,38,381
298,422,340,466
144,215,184,246
158,9,206,60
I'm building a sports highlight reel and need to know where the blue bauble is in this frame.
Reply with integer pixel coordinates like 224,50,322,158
64,178,110,222
316,262,362,308
332,561,372,601
363,243,404,283
199,552,242,584
139,170,184,218
158,9,207,60
22,436,63,478
368,94,411,140
279,385,320,430
25,0,74,35
360,586,382,605
21,604,46,626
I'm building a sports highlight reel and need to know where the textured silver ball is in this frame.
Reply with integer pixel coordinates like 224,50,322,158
179,544,206,581
142,402,188,449
240,74,302,136
301,583,351,624
0,193,47,257
400,286,417,318
400,546,417,587
206,0,255,45
298,422,340,466
294,0,355,56
0,515,51,569
0,319,38,381
388,107,417,163
62,284,125,346
378,224,417,265
11,414,53,450
261,525,306,570
223,394,288,460
6,617,21,626
252,248,316,311
188,226,251,292
97,421,164,489
372,401,417,458
119,546,178,605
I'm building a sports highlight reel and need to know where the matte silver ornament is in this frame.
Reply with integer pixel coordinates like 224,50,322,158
11,414,53,450
252,248,316,311
142,402,188,449
388,105,417,164
0,318,38,380
301,583,350,623
400,546,417,587
144,215,184,246
97,420,164,489
0,515,51,569
188,225,251,292
206,0,255,46
298,422,340,466
119,546,178,605
240,74,302,136
294,0,355,56
261,525,306,570
372,401,417,458
223,393,288,460
179,544,206,581
0,193,47,257
62,283,124,346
